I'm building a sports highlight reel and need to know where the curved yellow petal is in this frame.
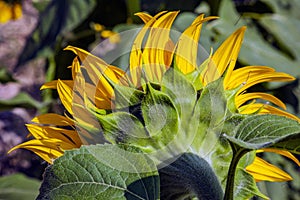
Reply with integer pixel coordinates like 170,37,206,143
31,113,74,126
246,157,293,182
130,11,166,86
69,56,81,80
258,149,300,166
175,15,218,74
239,103,300,122
237,72,295,94
40,80,74,90
8,139,65,164
142,11,179,83
26,124,82,147
135,12,154,23
235,92,286,110
210,26,246,86
57,79,74,115
64,46,126,97
225,66,275,90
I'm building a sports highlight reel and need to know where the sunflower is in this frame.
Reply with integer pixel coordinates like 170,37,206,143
9,11,300,192
0,0,22,23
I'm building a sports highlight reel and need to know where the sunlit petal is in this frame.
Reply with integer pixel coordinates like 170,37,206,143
258,149,300,166
235,92,286,110
207,27,246,86
246,157,293,182
175,15,218,74
32,113,74,126
239,103,300,122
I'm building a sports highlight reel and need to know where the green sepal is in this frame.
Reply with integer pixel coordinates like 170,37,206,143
113,83,145,109
142,83,179,140
95,111,148,145
161,69,197,126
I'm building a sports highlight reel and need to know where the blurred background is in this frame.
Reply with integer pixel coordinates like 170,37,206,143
0,0,299,199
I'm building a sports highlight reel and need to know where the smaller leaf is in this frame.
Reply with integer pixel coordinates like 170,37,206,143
0,92,43,110
234,168,269,200
224,114,300,153
0,173,40,200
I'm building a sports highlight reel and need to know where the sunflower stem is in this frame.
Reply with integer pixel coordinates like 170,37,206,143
223,144,248,200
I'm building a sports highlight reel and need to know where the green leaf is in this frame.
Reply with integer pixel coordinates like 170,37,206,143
0,92,44,111
191,78,229,154
37,144,159,200
16,0,96,67
224,114,300,152
261,0,300,18
0,173,40,200
259,14,300,60
234,168,268,200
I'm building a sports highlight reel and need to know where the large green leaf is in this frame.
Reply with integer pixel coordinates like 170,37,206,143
0,173,40,200
224,114,300,152
37,144,159,200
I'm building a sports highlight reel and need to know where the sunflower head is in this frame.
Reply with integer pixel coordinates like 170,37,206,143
9,11,300,199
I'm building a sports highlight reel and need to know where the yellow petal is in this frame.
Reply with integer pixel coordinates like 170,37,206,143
64,46,126,97
129,11,167,86
239,103,300,122
225,66,275,89
8,139,65,164
32,113,74,126
235,92,286,110
237,72,295,94
142,11,179,83
40,80,74,90
135,12,154,23
246,157,293,182
26,124,82,146
69,57,81,80
258,149,300,166
208,27,246,86
175,15,218,74
57,79,74,115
